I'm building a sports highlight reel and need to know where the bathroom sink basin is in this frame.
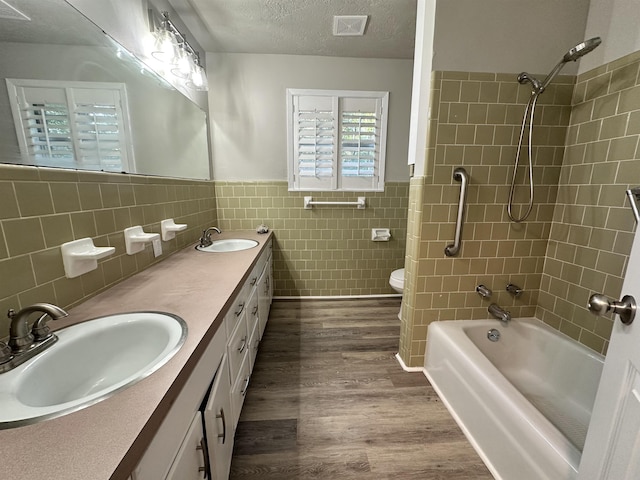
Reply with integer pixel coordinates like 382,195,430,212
196,238,258,252
0,311,187,428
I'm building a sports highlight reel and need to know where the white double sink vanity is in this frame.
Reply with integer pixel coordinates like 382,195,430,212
0,231,274,480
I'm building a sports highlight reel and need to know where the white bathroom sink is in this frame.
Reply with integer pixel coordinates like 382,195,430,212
196,238,258,252
0,311,187,428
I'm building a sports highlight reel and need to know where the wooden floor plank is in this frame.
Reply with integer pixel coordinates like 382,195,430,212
230,298,493,479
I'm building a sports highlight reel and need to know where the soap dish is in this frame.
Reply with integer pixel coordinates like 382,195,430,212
61,238,115,278
161,219,187,241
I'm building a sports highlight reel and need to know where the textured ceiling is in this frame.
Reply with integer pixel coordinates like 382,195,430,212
184,0,417,59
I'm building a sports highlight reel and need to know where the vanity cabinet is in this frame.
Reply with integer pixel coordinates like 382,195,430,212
132,238,272,480
131,321,226,480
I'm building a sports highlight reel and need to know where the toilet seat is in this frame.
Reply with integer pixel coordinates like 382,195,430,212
389,268,405,292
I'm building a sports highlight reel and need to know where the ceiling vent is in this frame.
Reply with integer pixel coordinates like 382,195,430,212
333,15,368,36
0,0,30,21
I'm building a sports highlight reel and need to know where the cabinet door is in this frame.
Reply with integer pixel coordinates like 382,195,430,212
165,412,208,480
248,313,260,372
247,288,259,340
257,264,270,339
230,355,251,429
204,355,234,480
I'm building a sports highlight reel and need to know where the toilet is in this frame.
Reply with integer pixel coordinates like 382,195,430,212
389,268,405,320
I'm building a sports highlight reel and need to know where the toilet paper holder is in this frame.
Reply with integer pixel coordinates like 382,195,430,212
372,228,391,241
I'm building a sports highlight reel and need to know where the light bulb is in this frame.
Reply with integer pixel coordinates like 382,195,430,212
151,28,178,64
187,63,208,91
171,46,193,78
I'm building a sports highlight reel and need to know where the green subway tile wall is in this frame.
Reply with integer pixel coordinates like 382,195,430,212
536,50,640,354
0,165,217,335
213,181,409,297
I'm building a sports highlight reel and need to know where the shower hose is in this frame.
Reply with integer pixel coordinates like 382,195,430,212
507,91,539,223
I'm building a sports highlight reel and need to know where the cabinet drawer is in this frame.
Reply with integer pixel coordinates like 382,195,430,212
224,288,248,338
247,288,259,334
227,312,248,384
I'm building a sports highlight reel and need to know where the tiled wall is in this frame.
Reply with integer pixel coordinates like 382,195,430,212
0,164,217,335
214,181,409,296
536,51,640,354
400,71,574,366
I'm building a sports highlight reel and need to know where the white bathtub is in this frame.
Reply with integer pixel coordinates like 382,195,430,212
424,318,604,480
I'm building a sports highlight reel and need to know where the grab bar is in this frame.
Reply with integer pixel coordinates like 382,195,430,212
304,196,366,209
444,167,469,257
626,187,640,223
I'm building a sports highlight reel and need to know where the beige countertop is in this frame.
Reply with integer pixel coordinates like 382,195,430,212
0,230,273,480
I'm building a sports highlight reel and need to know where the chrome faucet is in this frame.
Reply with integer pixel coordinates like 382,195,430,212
0,303,68,373
199,226,221,247
488,303,511,324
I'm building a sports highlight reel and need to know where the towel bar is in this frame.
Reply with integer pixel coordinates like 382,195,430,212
303,196,366,209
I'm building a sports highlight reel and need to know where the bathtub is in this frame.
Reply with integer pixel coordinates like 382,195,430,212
424,318,604,480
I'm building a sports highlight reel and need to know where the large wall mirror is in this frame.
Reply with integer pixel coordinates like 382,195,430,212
0,0,210,180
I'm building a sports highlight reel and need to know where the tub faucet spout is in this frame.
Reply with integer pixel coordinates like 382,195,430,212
488,303,511,324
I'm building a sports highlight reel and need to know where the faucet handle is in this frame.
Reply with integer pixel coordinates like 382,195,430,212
506,283,523,298
0,342,12,365
32,313,53,341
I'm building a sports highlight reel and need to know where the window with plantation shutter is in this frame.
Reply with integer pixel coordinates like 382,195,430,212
287,89,388,192
6,79,134,173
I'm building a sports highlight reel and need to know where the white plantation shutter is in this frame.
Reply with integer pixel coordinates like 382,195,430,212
340,96,384,191
287,89,388,192
70,88,129,172
293,95,337,190
16,86,75,167
6,79,134,172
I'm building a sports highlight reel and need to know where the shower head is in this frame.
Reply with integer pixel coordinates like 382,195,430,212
519,37,602,95
563,37,602,62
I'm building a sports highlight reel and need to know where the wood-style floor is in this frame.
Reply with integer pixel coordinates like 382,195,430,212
230,298,493,479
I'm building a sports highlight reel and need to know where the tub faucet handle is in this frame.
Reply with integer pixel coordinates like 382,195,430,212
476,285,492,299
506,283,523,298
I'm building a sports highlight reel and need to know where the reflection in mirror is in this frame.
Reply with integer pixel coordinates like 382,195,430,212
0,0,210,180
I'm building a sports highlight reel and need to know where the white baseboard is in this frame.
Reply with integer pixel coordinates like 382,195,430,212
394,353,425,373
274,294,402,300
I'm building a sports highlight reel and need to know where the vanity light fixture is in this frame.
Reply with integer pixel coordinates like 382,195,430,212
151,13,179,64
149,10,208,91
